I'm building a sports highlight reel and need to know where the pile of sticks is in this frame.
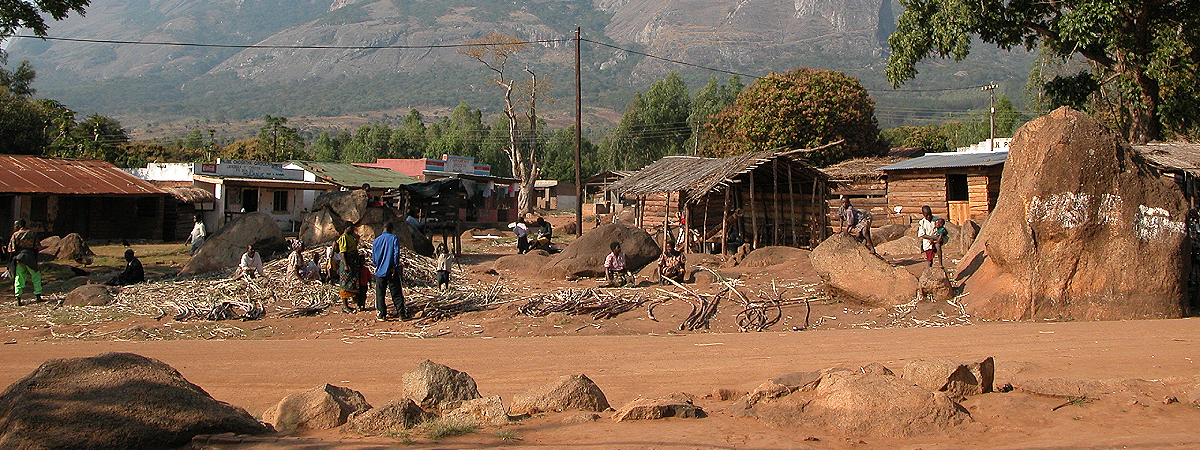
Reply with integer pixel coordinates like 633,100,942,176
406,277,507,326
168,300,265,321
519,288,648,321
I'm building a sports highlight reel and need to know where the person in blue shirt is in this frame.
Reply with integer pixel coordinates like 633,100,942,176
372,222,409,321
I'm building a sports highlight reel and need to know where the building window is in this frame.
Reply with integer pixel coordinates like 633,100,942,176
273,190,289,212
946,174,969,202
241,189,259,212
28,196,48,221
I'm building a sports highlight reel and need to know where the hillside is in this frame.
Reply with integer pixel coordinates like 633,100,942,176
4,0,1035,134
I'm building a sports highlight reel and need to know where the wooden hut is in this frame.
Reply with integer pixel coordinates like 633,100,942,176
160,186,217,241
821,156,909,229
607,146,832,253
1134,142,1200,209
876,152,1007,225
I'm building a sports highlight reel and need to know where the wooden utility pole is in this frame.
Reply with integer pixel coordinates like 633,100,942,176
574,27,583,236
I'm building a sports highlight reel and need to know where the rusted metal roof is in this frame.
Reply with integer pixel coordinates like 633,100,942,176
0,155,165,196
1133,142,1200,176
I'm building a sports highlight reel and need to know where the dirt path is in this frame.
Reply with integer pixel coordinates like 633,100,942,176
3,318,1199,449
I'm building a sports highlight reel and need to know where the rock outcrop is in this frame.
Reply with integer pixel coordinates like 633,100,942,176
545,224,660,278
401,360,481,413
811,233,917,305
261,384,371,433
509,374,611,415
180,212,285,276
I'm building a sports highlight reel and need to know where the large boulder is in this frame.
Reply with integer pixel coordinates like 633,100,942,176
545,223,660,278
739,246,809,268
62,284,114,306
875,235,921,257
735,368,970,438
492,250,551,275
441,396,510,427
298,208,345,247
359,220,434,257
509,374,611,415
902,358,995,401
612,394,705,422
957,107,1189,320
810,234,918,306
344,398,433,435
917,266,954,302
401,360,481,413
49,233,94,262
260,384,371,433
0,352,267,450
180,213,286,276
959,219,981,250
870,223,909,245
312,190,369,225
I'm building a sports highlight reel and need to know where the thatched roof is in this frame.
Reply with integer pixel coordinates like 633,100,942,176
606,144,834,203
821,156,909,181
163,186,216,203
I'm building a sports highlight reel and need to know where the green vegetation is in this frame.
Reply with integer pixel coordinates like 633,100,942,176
421,418,477,440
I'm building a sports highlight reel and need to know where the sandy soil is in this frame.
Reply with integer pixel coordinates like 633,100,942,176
1,319,1198,449
2,220,1199,449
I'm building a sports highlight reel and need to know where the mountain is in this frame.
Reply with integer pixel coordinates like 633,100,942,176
4,0,1034,133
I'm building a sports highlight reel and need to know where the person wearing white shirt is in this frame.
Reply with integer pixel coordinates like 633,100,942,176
237,245,265,278
188,217,207,255
917,205,940,267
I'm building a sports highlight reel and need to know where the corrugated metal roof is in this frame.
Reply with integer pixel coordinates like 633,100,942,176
291,161,420,188
1133,142,1200,175
0,155,165,195
876,151,1008,171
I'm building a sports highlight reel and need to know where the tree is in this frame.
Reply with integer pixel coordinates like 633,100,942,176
0,0,89,56
256,115,303,161
0,87,51,154
599,71,693,170
0,60,37,97
458,33,546,214
886,0,1200,143
701,67,885,165
688,75,743,153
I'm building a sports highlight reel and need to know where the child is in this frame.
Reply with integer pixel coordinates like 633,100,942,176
435,243,454,290
932,218,949,267
604,242,631,287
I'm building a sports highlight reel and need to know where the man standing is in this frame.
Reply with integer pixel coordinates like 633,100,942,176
188,216,207,255
7,219,41,305
917,205,941,267
372,222,408,321
106,249,145,286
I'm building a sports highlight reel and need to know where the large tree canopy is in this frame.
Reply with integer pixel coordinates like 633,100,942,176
701,67,884,165
886,0,1200,143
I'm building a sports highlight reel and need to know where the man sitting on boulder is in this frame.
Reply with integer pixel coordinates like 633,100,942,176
838,198,876,255
105,249,145,286
604,242,632,287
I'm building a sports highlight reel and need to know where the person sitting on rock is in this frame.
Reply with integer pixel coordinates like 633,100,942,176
105,249,144,286
658,243,686,285
604,242,632,287
236,245,264,279
838,198,876,255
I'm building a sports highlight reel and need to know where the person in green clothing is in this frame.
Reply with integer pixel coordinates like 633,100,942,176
7,219,41,306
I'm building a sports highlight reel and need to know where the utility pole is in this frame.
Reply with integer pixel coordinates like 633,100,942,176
982,82,998,152
574,27,583,236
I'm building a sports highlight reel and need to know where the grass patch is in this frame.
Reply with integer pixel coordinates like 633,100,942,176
496,430,521,441
422,418,477,440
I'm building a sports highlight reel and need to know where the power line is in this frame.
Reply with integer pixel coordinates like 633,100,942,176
580,38,763,80
11,35,569,50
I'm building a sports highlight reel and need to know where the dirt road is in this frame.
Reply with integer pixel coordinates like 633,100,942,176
3,318,1199,449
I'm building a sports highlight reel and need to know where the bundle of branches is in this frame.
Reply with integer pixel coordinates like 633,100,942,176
406,278,506,326
279,298,331,318
521,288,648,321
275,244,440,286
169,300,264,321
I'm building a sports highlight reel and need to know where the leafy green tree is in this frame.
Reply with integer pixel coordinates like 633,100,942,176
688,75,743,153
0,87,51,154
0,0,89,52
1042,72,1101,112
886,0,1200,143
702,67,884,165
0,60,37,97
387,108,428,158
309,131,343,162
256,115,303,160
600,71,693,170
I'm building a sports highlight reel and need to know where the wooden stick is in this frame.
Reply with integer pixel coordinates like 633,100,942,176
788,163,797,247
773,157,781,246
749,172,758,250
721,187,730,254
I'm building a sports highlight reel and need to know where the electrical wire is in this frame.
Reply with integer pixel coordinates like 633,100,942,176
10,34,570,50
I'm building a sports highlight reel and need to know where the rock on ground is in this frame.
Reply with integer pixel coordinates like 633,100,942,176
870,223,909,246
509,374,611,415
492,250,551,275
441,396,510,427
739,246,810,268
736,367,970,438
180,212,286,276
43,233,94,262
298,208,345,247
959,219,981,250
545,224,660,278
810,234,918,306
918,266,955,302
261,384,371,433
0,352,267,450
901,358,995,401
344,398,433,435
401,360,481,413
62,284,114,306
957,107,1189,320
874,235,921,257
312,190,370,225
612,393,706,421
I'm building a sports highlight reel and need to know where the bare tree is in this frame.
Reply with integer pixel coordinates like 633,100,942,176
458,33,548,215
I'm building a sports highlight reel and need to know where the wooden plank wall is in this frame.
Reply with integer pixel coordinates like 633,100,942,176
967,175,990,222
826,179,890,228
886,172,949,218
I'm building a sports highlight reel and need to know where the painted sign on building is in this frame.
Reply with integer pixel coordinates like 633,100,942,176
195,159,304,180
425,155,490,176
